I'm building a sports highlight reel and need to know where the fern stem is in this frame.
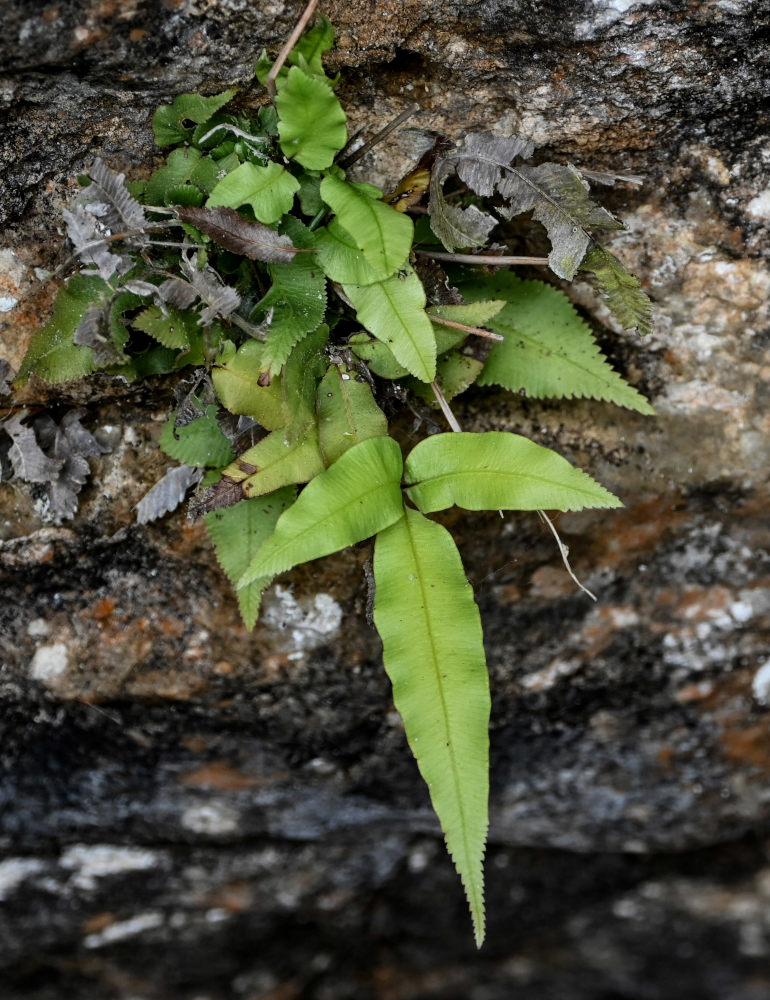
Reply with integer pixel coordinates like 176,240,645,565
431,381,462,432
428,314,503,341
417,251,549,267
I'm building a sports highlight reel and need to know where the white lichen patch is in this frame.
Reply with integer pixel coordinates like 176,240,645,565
181,803,240,835
746,189,770,220
261,585,343,655
0,248,26,314
575,0,657,39
26,617,51,638
0,858,46,900
29,642,69,683
60,844,161,891
751,661,770,705
84,910,165,949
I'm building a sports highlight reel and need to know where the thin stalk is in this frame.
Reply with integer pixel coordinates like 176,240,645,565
428,314,504,342
431,381,462,433
417,250,549,267
336,104,419,169
266,0,320,99
537,510,597,601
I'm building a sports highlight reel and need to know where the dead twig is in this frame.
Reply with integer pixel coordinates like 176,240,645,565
337,104,420,169
416,251,550,267
266,0,321,100
428,314,504,342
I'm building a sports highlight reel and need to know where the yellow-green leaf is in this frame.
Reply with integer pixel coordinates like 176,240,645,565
204,488,295,628
276,67,347,169
316,364,388,465
374,507,489,946
212,341,286,430
343,270,436,383
405,431,623,513
207,161,300,225
238,436,404,586
320,174,413,278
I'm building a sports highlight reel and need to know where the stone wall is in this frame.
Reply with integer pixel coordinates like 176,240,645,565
1,1,769,997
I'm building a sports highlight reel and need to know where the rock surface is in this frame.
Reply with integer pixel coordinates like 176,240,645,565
1,1,770,997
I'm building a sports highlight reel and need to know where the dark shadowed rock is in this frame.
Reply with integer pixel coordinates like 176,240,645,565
1,1,769,997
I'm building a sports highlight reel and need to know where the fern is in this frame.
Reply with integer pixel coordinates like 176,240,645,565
460,272,655,412
14,9,658,947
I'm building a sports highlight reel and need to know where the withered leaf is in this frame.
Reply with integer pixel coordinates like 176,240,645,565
455,133,535,197
187,474,246,519
85,157,148,235
49,425,91,523
63,204,128,281
4,415,63,483
158,277,199,311
73,301,122,366
175,205,300,264
59,408,108,457
179,252,241,324
136,464,204,524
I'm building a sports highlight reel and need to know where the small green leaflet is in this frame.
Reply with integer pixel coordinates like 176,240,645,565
428,300,506,328
316,364,388,465
374,506,489,947
275,67,347,169
238,436,404,587
204,488,295,629
289,14,335,77
132,305,196,349
16,275,108,384
581,244,654,337
319,175,413,278
152,89,237,147
116,344,183,380
347,333,409,379
314,218,386,286
258,220,328,374
235,423,325,497
344,270,437,383
460,273,654,413
167,185,205,207
297,173,324,216
349,315,486,380
212,341,286,430
160,406,235,468
281,323,330,434
207,161,300,225
144,148,220,205
405,431,623,513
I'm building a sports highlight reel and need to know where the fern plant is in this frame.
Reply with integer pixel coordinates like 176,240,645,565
8,9,654,946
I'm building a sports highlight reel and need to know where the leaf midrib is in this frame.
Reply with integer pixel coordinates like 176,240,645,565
378,281,433,379
402,512,484,935
410,466,613,502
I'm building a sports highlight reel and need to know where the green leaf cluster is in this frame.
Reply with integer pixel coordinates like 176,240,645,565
15,12,657,947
